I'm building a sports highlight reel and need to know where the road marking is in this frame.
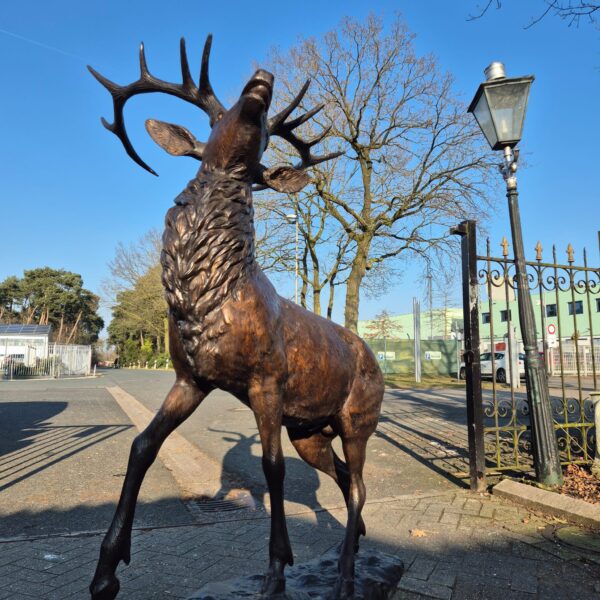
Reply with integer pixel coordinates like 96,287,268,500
106,385,223,498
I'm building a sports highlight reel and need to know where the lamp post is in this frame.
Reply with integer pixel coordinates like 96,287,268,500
468,62,563,486
286,213,299,304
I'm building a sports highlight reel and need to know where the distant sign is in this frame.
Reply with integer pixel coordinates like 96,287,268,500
425,351,442,361
377,351,396,360
547,324,556,335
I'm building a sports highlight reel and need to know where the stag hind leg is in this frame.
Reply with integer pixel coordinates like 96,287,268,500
90,379,207,600
332,378,382,600
287,427,366,546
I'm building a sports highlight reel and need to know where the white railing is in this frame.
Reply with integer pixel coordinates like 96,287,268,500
547,344,600,377
1,343,91,379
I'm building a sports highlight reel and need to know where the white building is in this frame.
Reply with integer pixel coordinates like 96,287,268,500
0,324,51,366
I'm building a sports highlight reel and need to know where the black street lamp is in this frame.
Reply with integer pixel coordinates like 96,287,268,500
468,62,563,486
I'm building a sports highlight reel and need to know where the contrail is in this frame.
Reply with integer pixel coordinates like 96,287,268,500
0,26,85,61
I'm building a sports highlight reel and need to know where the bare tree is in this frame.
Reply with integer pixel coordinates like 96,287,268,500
267,14,492,332
105,229,162,295
255,144,354,315
364,310,404,340
469,1,600,27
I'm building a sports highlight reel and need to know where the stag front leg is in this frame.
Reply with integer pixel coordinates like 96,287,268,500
90,379,206,600
250,382,292,595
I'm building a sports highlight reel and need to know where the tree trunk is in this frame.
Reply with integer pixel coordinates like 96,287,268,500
327,283,335,320
57,314,64,343
164,317,169,354
313,288,321,316
65,311,82,344
343,236,371,333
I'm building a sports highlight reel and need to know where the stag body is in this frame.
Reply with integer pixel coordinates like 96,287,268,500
89,37,383,600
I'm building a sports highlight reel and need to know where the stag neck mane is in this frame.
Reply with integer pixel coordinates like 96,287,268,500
161,170,256,334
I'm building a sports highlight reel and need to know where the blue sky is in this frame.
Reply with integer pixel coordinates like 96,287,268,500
1,1,598,328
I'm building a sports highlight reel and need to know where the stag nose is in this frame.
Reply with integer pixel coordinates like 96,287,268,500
253,69,274,87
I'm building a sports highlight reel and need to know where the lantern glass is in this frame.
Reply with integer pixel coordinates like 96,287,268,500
486,81,531,147
472,92,498,150
468,75,534,151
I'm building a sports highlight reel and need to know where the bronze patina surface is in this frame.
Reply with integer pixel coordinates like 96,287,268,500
88,36,384,600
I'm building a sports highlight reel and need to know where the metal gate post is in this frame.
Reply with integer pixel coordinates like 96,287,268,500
452,220,486,491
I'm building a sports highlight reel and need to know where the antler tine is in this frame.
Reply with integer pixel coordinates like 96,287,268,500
279,127,343,170
139,42,149,78
179,38,195,90
268,79,311,132
88,62,158,175
199,34,225,126
88,34,226,175
281,103,325,132
266,79,342,171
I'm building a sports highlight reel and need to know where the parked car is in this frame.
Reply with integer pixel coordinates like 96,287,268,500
1,353,25,372
459,351,525,383
2,353,25,366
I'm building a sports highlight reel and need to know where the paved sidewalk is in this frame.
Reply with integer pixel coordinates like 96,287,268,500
1,371,599,599
1,489,599,599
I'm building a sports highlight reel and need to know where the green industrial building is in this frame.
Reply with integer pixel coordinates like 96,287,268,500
478,287,600,344
357,307,463,341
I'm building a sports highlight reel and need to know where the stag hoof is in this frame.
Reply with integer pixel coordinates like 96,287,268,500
261,574,286,596
331,575,354,599
90,573,120,600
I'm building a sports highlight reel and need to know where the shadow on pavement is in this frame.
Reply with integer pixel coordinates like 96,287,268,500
206,428,339,529
0,401,132,493
377,390,470,487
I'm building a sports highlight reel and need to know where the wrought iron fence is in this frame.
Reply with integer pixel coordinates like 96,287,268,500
477,235,598,472
455,220,598,484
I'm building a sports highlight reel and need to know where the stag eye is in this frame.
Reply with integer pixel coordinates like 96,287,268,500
217,113,224,121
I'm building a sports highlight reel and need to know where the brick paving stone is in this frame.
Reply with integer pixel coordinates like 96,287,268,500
459,514,492,527
492,506,521,521
510,572,538,594
406,557,437,580
439,511,461,525
396,576,452,600
450,496,466,508
462,499,482,514
479,503,496,518
428,564,456,588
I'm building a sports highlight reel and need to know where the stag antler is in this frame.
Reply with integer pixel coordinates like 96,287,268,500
268,80,343,170
88,35,224,175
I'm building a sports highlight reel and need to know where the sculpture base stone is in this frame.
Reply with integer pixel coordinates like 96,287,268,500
187,548,404,600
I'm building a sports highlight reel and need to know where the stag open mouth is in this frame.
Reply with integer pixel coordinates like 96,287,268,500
242,72,273,109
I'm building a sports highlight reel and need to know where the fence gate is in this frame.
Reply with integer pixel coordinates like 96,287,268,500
454,220,598,488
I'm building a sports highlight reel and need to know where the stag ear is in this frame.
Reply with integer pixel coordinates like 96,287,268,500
262,165,310,193
145,119,205,160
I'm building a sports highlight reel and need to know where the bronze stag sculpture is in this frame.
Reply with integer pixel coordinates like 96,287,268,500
89,35,384,600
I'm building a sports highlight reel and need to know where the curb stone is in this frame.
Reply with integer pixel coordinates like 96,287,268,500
493,478,600,532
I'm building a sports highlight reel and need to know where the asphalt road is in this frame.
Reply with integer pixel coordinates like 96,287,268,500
0,369,469,540
0,376,190,539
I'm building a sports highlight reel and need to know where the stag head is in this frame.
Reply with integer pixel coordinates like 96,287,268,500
88,35,341,193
